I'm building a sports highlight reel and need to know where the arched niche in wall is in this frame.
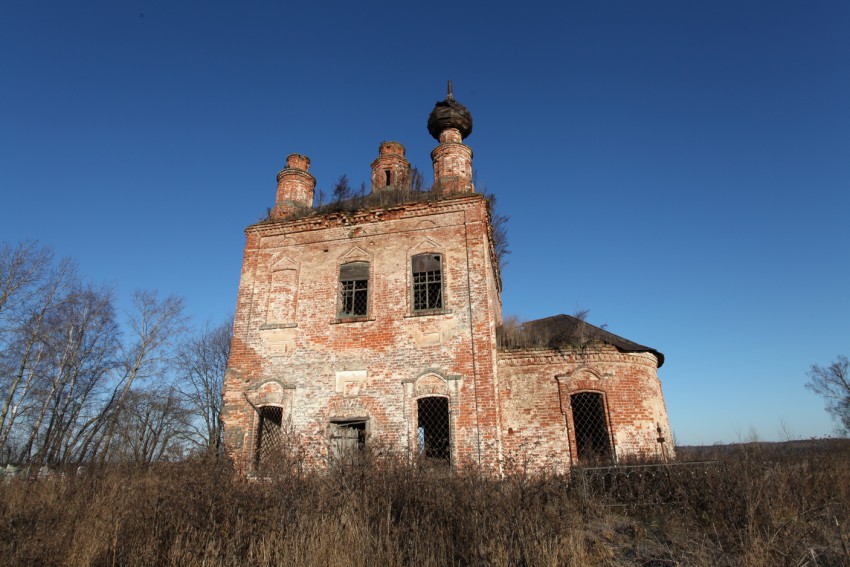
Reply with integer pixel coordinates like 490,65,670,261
265,256,299,326
245,378,295,409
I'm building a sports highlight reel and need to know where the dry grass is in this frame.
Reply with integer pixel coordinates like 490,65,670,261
0,440,848,566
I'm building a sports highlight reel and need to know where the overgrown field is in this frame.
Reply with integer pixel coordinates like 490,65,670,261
1,440,848,566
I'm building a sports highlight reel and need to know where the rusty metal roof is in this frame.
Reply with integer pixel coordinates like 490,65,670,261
427,96,473,140
500,314,665,367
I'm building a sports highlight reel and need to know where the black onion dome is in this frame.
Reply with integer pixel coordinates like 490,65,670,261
427,95,473,140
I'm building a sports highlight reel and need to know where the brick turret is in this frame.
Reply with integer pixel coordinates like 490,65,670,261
274,153,316,218
370,141,411,193
428,81,475,193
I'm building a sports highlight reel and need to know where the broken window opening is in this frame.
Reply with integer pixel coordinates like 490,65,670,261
570,392,613,462
384,169,392,186
412,254,443,312
417,397,451,462
255,405,284,471
329,419,367,462
339,261,369,318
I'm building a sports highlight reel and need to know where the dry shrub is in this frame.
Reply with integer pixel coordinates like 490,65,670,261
0,440,848,566
576,440,850,565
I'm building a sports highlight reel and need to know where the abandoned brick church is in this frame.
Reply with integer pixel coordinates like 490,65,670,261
221,87,674,475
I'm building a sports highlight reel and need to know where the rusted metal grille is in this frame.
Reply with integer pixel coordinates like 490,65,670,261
255,406,284,470
417,397,450,461
570,392,613,462
339,279,368,317
412,254,442,311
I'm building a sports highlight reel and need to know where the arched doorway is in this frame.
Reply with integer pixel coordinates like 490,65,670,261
255,405,284,470
416,397,450,461
569,392,613,462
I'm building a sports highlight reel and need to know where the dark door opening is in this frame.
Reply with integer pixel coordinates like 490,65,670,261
417,397,450,461
570,392,613,462
330,419,367,462
256,406,284,470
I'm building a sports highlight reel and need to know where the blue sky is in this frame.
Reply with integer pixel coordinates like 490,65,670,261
2,1,848,445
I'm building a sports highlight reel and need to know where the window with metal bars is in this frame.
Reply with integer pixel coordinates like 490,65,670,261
339,261,369,318
255,406,284,470
570,392,613,462
412,254,443,312
417,397,451,462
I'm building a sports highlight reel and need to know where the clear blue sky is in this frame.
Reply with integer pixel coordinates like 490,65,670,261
2,1,848,445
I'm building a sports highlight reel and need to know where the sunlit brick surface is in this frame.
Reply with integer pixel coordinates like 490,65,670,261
223,195,507,473
222,105,673,475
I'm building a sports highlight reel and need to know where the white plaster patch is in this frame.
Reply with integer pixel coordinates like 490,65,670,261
335,369,367,394
415,332,441,346
438,317,457,336
263,329,296,356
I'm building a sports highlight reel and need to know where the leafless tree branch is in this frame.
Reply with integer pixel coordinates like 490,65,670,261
806,355,850,436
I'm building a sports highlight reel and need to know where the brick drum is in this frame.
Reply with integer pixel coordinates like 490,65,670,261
222,88,674,475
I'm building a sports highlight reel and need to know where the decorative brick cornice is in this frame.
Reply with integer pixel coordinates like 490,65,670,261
260,323,297,330
498,348,659,369
247,378,295,391
402,367,461,384
247,194,488,237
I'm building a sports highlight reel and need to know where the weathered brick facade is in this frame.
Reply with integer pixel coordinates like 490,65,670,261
222,89,673,475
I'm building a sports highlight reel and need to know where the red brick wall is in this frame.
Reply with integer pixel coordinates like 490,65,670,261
223,177,674,476
497,347,674,474
222,194,505,473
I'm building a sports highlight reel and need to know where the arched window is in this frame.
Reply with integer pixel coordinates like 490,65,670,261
411,254,443,312
569,392,613,462
338,261,370,318
416,397,450,461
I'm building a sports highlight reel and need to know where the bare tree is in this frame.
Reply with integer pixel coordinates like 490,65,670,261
176,317,232,455
471,171,511,269
806,355,850,436
0,244,80,462
331,174,353,203
112,385,192,463
77,290,187,462
485,193,510,268
0,242,195,466
0,241,53,321
21,284,118,467
410,166,425,192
